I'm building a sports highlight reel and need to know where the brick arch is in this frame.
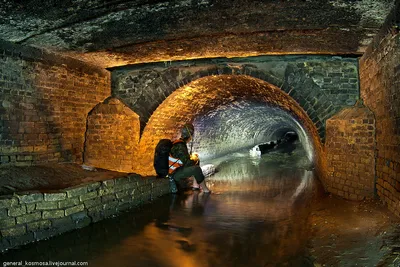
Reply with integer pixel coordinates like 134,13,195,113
135,75,326,185
113,61,337,141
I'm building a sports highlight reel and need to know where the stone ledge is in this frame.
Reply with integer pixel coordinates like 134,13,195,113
0,174,169,252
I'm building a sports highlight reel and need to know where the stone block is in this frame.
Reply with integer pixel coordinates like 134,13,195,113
16,193,43,204
79,191,98,202
58,197,80,209
0,196,18,208
83,198,102,209
70,211,89,222
36,201,58,210
87,211,103,223
102,179,115,187
101,194,116,203
99,187,114,196
0,237,11,252
34,229,58,241
44,192,66,201
65,204,85,216
16,212,42,224
8,232,35,248
51,216,74,232
27,220,51,231
64,186,87,198
8,205,27,217
87,182,101,192
116,191,130,200
0,208,8,219
0,218,16,228
42,210,64,219
75,217,91,229
1,225,26,237
26,203,35,213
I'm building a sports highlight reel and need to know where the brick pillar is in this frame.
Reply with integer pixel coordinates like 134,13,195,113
325,104,376,200
84,98,140,173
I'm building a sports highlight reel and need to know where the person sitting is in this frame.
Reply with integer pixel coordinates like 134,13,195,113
168,123,211,193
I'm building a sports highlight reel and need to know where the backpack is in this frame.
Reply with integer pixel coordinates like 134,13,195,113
154,139,173,177
154,139,185,177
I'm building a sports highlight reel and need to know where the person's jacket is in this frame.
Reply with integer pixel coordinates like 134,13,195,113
168,139,196,174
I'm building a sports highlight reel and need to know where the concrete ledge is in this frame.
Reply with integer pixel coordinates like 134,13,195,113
0,174,169,252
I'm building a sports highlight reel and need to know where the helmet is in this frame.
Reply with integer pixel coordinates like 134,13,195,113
181,123,195,139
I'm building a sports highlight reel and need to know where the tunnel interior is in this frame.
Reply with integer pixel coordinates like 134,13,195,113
137,74,321,176
192,100,312,162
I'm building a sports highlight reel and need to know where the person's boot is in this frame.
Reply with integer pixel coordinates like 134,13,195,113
200,181,211,193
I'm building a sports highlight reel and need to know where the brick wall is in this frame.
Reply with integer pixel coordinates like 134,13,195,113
84,98,140,172
0,40,110,166
359,2,400,216
0,174,169,252
112,56,359,141
136,75,325,183
325,105,376,200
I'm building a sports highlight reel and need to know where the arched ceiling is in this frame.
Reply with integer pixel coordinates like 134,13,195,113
0,0,395,68
136,75,320,176
193,101,310,160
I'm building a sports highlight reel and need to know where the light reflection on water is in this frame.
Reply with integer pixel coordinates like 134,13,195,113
1,145,317,267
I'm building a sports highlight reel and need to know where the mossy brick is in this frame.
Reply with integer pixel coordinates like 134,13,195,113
101,194,116,203
0,208,7,219
9,232,35,248
79,191,98,202
36,201,58,210
99,187,114,196
27,220,51,231
113,183,132,192
64,186,87,198
42,210,64,219
16,193,43,204
26,203,35,213
83,198,102,209
1,225,26,237
87,182,101,192
0,218,16,228
51,217,75,232
34,229,58,241
88,210,103,223
0,197,19,208
115,177,130,185
116,191,130,199
102,179,115,187
16,212,42,224
88,205,104,213
65,204,85,216
8,205,27,217
76,217,91,229
44,192,66,201
58,197,80,209
70,211,89,221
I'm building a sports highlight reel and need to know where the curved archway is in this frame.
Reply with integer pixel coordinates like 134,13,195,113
136,75,326,184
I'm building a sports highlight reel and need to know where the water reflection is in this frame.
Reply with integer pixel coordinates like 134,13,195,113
1,146,317,267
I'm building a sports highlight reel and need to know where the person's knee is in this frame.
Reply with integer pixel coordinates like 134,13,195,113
194,167,205,184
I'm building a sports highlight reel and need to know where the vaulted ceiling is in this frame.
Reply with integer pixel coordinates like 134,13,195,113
0,0,395,68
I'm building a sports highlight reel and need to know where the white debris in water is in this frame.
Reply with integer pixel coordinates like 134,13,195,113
201,164,216,177
249,145,261,158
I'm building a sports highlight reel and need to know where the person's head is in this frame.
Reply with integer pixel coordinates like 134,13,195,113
181,123,195,142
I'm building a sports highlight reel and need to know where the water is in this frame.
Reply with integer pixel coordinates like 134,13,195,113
1,144,319,266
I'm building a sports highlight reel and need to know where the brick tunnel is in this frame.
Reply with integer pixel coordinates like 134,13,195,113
0,0,399,264
135,75,322,176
